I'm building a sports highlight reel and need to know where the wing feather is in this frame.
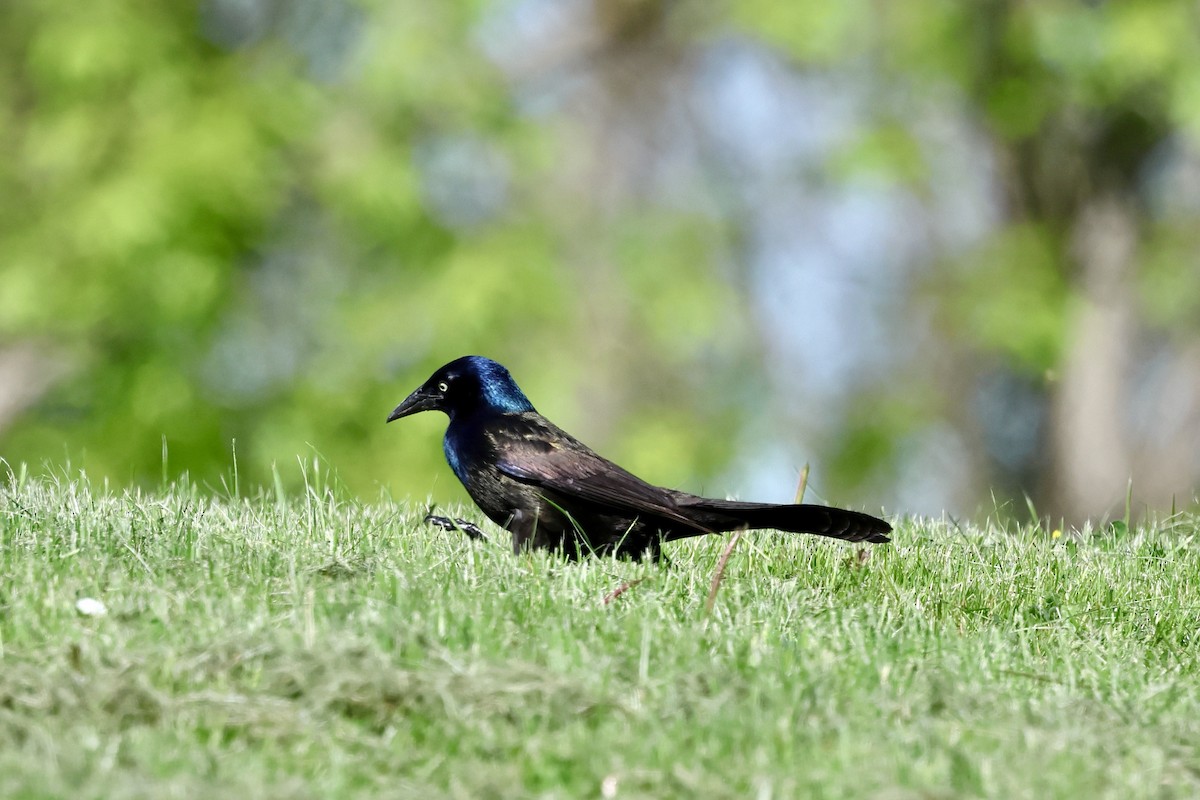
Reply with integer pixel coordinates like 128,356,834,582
487,414,711,533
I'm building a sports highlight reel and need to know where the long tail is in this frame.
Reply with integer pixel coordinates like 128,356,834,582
668,499,891,544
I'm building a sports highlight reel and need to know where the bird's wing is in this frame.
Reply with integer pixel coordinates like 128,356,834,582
487,414,713,533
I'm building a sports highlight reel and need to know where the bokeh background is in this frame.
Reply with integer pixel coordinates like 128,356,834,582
3,0,1200,524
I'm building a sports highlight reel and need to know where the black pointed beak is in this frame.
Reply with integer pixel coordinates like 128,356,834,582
387,388,440,423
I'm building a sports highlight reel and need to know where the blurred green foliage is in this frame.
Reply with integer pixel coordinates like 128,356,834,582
943,224,1069,374
3,0,1200,514
738,0,1200,512
0,0,748,501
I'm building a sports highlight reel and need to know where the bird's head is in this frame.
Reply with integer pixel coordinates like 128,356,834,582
387,356,535,423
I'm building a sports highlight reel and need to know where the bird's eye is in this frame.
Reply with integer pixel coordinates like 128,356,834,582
437,381,449,393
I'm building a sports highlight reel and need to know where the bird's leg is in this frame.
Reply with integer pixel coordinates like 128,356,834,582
423,510,488,541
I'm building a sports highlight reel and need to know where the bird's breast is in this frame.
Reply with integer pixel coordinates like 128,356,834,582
441,434,470,486
443,421,522,521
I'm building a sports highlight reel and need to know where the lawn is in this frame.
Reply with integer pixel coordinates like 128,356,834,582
1,466,1198,798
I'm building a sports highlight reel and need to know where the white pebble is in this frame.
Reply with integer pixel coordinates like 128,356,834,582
75,597,107,617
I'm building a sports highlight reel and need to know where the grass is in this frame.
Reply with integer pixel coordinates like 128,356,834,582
1,466,1199,799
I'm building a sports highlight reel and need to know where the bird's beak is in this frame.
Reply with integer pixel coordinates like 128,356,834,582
386,387,440,423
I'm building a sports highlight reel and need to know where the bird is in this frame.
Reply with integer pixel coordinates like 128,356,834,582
387,356,891,561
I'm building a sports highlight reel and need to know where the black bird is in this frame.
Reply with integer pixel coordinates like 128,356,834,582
388,356,891,561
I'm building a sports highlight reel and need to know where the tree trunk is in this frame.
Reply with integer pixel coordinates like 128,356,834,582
1047,196,1137,523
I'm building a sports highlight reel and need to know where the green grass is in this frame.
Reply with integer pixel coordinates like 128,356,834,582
1,468,1199,799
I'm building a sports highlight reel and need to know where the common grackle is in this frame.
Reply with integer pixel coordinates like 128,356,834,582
388,356,891,561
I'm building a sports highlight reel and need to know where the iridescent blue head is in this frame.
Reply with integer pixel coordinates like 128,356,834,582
387,356,535,423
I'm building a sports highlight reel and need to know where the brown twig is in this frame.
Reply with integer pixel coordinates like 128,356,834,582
705,528,744,615
705,464,813,615
794,462,810,504
602,577,648,605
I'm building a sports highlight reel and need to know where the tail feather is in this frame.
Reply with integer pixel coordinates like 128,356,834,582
669,500,891,544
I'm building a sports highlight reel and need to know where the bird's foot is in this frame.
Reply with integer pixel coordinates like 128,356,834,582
424,512,489,541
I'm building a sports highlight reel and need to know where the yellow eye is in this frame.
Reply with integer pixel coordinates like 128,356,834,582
437,381,449,393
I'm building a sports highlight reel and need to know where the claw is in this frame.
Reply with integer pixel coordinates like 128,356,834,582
452,519,488,541
424,513,458,532
424,511,489,541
